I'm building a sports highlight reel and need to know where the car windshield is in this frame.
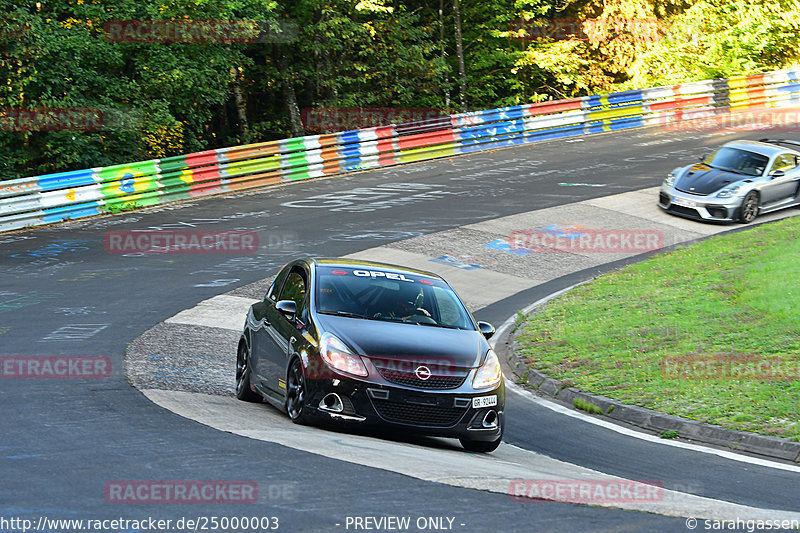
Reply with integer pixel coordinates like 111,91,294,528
315,266,474,330
703,147,769,176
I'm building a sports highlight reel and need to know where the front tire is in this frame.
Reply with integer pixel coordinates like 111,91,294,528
235,342,261,402
286,358,312,424
739,191,759,223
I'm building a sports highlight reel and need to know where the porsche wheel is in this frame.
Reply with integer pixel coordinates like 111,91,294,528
739,192,759,224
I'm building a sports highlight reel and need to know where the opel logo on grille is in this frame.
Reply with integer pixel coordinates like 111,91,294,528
415,365,432,380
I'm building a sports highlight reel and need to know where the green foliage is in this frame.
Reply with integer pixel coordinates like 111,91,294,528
573,397,604,415
458,0,552,106
292,0,447,108
512,310,527,332
0,0,272,179
0,0,796,179
626,0,800,86
102,200,140,214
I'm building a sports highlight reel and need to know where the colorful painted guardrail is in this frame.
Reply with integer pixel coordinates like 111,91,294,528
2,68,799,232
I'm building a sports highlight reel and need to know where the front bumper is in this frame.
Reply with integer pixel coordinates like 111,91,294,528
304,375,505,442
658,185,744,223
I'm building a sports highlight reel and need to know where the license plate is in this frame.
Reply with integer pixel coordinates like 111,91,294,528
672,196,697,208
472,395,498,408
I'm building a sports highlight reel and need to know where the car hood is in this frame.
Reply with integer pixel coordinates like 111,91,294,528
315,313,484,368
675,164,749,195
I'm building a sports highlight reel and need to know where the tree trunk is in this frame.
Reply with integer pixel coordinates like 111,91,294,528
276,44,304,138
439,0,450,109
452,0,467,112
230,67,250,143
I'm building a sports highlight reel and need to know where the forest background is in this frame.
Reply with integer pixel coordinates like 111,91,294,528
1,0,798,179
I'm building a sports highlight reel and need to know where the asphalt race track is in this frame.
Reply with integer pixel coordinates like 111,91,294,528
2,125,799,533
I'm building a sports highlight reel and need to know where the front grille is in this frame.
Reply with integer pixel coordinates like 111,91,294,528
370,398,467,427
659,192,670,206
668,205,700,217
706,206,728,219
372,359,469,390
377,368,467,389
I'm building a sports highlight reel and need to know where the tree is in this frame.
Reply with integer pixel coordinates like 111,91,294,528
627,0,800,86
0,0,277,179
1,0,796,180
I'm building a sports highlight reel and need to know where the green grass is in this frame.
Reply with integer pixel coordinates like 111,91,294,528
517,216,800,440
102,201,141,214
574,397,604,415
511,310,527,333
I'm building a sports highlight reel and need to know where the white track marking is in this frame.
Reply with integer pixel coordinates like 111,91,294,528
166,295,257,330
142,388,800,520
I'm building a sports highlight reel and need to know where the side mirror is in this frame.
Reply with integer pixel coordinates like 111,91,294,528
276,300,297,320
770,169,785,178
478,321,495,340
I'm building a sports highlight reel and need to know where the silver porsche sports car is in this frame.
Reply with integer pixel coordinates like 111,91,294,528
658,139,800,223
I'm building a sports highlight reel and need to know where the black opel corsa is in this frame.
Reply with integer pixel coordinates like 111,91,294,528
236,257,505,452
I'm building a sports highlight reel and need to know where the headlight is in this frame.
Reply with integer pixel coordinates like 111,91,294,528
664,172,676,188
716,186,741,199
319,333,368,377
472,349,502,390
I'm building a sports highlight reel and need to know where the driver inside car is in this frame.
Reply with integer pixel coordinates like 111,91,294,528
373,286,432,321
391,287,432,321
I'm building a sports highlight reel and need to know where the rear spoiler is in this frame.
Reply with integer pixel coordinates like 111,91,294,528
759,138,800,149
